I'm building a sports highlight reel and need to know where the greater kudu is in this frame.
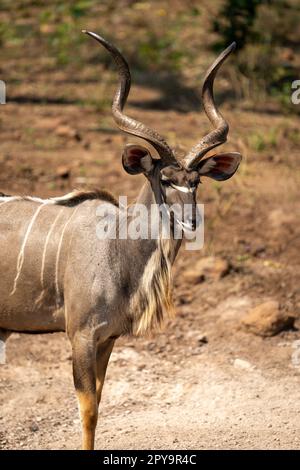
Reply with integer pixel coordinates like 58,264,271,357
0,31,242,449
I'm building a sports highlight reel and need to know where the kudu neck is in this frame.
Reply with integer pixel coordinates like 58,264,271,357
134,180,182,263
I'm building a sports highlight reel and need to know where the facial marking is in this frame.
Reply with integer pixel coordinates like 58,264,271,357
160,166,199,195
170,183,194,193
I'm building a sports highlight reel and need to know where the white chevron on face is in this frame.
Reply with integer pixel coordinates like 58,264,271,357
170,182,194,193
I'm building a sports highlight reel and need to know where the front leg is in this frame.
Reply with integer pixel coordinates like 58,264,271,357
71,333,98,450
0,329,11,365
96,338,115,405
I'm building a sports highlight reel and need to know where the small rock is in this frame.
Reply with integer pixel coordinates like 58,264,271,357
184,256,230,284
83,140,91,149
184,270,205,285
56,165,70,179
55,125,81,141
242,300,295,337
252,244,266,257
29,423,39,433
198,334,208,345
233,358,254,370
268,209,294,229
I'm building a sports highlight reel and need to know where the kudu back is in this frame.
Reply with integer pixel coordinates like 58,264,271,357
0,31,242,449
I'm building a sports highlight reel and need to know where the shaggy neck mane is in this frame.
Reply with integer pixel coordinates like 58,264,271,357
130,236,174,336
128,181,176,336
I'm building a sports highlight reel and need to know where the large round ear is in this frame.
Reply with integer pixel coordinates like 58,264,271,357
122,144,154,175
197,152,242,181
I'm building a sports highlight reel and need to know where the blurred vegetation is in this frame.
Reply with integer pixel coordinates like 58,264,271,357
213,0,300,111
0,0,299,113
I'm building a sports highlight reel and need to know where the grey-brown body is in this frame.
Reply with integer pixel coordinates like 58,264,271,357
0,31,242,449
0,184,177,451
0,184,169,338
0,199,71,333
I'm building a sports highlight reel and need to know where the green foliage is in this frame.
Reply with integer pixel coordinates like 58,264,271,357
213,0,300,111
213,0,261,50
0,0,299,114
248,128,279,152
136,33,184,71
39,3,91,65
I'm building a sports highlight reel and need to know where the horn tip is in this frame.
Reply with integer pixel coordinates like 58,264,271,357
82,30,94,37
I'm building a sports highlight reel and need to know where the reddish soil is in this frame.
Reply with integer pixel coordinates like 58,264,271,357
0,50,300,450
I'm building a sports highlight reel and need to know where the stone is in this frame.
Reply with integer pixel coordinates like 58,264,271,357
233,358,254,370
184,256,230,284
198,334,208,345
55,125,81,140
268,209,294,229
56,165,70,179
29,423,39,433
184,270,205,285
241,300,295,337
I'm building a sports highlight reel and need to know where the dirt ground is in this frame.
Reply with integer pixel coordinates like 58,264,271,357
0,29,300,449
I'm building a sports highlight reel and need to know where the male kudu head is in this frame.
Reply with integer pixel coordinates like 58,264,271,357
83,31,242,233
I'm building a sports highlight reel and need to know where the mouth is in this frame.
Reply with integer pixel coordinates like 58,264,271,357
175,218,196,233
161,204,197,234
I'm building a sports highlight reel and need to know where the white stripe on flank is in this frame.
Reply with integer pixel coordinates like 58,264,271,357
0,198,14,208
55,206,80,305
10,202,49,296
40,208,64,289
